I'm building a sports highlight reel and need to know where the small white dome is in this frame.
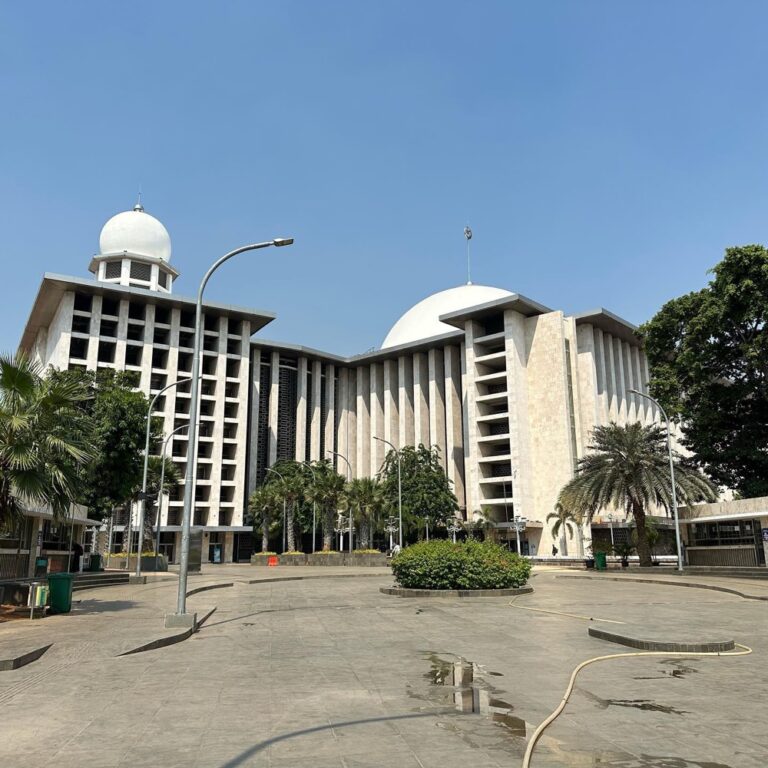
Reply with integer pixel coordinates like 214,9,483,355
381,284,514,348
99,206,172,262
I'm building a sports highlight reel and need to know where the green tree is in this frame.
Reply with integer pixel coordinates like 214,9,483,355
304,459,347,550
344,477,385,548
0,355,90,527
50,369,157,520
266,460,306,551
379,445,458,541
640,244,768,497
141,455,180,551
546,503,580,556
249,483,279,552
558,423,716,567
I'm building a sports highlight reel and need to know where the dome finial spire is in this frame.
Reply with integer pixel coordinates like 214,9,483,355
464,226,473,285
134,186,144,212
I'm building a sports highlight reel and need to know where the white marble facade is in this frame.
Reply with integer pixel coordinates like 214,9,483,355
19,206,654,561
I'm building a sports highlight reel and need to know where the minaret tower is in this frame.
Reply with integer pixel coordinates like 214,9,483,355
89,199,178,292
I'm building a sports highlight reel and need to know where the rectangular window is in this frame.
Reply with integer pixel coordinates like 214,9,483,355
73,293,92,313
69,337,89,360
100,319,118,338
125,345,142,367
154,305,170,325
97,341,116,364
71,315,91,334
128,302,145,321
158,271,170,289
101,296,119,317
130,262,152,282
104,261,122,279
179,309,194,328
126,323,144,342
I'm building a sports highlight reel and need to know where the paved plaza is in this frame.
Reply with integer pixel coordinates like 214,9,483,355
1,567,767,767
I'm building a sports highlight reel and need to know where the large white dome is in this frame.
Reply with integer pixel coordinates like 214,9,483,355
98,205,172,262
381,284,514,348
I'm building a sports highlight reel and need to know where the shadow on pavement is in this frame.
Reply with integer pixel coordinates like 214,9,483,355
218,712,436,768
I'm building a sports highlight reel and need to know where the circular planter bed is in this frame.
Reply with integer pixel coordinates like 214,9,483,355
390,540,532,592
380,585,533,598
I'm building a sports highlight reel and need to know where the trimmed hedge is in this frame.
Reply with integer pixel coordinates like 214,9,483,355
391,540,531,590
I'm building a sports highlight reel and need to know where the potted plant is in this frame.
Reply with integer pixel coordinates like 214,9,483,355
613,541,634,568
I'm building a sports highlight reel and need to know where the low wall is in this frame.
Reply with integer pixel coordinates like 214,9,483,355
250,553,389,567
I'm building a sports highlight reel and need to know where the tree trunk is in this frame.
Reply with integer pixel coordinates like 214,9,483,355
286,503,296,552
322,509,334,551
560,533,568,557
360,520,370,549
261,515,269,553
632,502,652,567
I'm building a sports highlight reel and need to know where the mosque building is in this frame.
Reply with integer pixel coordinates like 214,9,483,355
19,203,654,563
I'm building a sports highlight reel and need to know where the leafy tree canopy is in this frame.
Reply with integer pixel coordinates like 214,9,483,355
379,444,458,537
50,369,158,519
640,245,768,497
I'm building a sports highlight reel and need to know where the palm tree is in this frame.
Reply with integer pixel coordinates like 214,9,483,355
305,460,347,550
558,422,717,567
345,477,384,549
546,503,580,556
0,355,90,527
249,484,278,553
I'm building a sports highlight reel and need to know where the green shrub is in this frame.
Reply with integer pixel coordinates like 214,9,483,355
352,549,380,554
391,540,531,590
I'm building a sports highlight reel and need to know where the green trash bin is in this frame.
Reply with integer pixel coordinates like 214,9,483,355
595,552,607,571
48,572,74,614
88,553,102,572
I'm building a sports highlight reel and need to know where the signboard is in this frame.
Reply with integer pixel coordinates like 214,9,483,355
761,528,768,542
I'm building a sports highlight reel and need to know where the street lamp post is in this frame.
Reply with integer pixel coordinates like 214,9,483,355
328,451,352,553
446,520,461,544
302,461,318,553
384,517,399,550
607,513,615,548
266,467,288,553
513,516,527,556
135,377,193,577
373,436,402,548
173,237,293,623
153,423,191,570
628,388,683,572
425,516,430,542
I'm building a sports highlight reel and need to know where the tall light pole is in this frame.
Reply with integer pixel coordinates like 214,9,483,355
628,388,683,572
173,237,293,622
266,467,288,553
513,516,527,556
302,461,318,553
447,520,461,544
153,423,191,570
135,377,192,577
607,512,615,548
328,451,352,553
373,436,402,548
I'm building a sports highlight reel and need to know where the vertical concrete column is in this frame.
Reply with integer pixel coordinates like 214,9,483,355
413,353,430,447
115,299,129,372
310,360,322,460
605,333,619,421
630,346,646,423
324,363,336,461
383,359,399,447
247,348,262,496
346,369,358,477
208,316,227,525
338,368,350,471
623,342,637,422
640,351,656,423
575,324,600,445
428,348,447,469
594,328,609,425
443,345,465,507
45,291,75,369
503,312,533,524
614,337,627,423
356,367,370,476
295,357,308,462
370,363,385,474
268,350,280,466
398,356,415,447
140,304,156,393
85,295,102,370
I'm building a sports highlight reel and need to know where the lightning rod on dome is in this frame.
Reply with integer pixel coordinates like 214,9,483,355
134,185,144,213
464,225,473,285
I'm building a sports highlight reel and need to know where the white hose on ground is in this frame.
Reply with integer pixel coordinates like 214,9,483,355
521,643,753,768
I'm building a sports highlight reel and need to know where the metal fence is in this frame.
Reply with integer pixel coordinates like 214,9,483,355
686,545,758,567
0,552,29,580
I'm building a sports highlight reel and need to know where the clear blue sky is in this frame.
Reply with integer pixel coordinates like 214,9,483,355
2,2,767,355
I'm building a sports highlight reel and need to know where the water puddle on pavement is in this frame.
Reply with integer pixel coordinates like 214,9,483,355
633,659,700,681
410,653,726,767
